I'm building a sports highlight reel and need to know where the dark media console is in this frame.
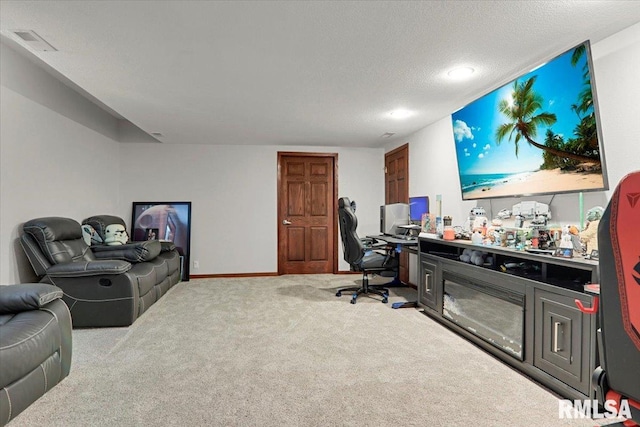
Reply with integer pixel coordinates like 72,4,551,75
417,234,598,400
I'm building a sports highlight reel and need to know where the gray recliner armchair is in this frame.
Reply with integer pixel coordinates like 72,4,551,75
0,283,72,426
20,216,181,328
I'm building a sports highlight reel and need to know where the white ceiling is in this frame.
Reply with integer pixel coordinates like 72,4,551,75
2,1,640,148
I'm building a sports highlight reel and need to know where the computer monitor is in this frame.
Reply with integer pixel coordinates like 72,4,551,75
380,203,410,235
409,196,429,223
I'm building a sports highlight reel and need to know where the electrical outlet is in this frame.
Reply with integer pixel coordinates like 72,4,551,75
193,260,199,269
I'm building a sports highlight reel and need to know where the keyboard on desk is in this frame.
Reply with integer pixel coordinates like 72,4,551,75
393,234,416,241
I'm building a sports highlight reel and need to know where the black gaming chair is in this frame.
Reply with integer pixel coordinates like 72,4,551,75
335,197,398,304
577,171,640,425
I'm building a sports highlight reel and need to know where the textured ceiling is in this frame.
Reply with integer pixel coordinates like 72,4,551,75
1,1,639,147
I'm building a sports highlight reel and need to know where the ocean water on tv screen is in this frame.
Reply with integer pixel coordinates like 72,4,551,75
460,172,531,193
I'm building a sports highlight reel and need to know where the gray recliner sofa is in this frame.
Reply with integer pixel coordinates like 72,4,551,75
0,283,72,426
20,216,181,328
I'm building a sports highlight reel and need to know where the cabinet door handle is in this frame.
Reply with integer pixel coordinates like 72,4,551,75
425,273,431,292
553,321,563,352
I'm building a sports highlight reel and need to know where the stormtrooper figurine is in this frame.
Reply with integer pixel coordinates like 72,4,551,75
104,224,129,245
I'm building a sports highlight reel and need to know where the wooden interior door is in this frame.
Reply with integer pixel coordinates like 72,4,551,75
385,144,408,205
385,144,409,283
277,153,337,274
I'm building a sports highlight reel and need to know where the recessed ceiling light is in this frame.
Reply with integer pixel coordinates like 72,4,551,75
381,132,395,138
389,109,413,120
447,67,475,79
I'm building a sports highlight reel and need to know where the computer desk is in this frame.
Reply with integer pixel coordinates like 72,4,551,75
366,234,418,288
367,234,418,246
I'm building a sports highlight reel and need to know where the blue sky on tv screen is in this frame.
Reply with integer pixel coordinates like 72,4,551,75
451,45,590,177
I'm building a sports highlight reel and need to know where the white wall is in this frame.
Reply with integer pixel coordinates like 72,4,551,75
0,40,385,281
0,42,121,284
388,23,640,228
2,23,638,282
118,144,384,274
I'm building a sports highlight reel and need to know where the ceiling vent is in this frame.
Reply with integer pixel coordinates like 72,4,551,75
10,30,57,52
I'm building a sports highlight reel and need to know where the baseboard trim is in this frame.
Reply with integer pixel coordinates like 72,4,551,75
191,271,362,278
190,272,279,279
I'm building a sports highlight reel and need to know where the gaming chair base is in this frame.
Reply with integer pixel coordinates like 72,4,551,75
336,272,389,304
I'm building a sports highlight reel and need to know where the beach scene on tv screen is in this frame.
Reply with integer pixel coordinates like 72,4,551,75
452,42,606,200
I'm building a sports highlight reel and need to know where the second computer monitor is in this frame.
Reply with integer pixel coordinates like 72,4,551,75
409,196,429,223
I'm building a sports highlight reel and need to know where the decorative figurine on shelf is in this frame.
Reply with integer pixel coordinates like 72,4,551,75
471,230,484,245
580,206,604,253
469,207,488,234
559,225,574,248
559,224,583,254
496,209,512,220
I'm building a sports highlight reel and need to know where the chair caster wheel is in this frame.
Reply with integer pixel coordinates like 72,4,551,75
336,291,342,297
382,298,388,304
351,296,357,304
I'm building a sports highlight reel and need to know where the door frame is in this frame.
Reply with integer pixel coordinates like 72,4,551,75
385,143,410,283
276,151,339,275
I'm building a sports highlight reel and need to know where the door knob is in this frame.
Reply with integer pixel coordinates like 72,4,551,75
282,219,292,225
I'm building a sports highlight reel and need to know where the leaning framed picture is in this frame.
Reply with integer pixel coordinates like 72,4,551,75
131,201,192,281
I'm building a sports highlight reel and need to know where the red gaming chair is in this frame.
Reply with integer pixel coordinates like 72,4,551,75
577,171,640,426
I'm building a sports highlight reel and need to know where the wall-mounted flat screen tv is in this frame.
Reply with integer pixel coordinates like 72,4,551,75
451,40,608,201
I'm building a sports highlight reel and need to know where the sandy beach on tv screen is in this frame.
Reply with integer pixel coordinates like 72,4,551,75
464,168,605,199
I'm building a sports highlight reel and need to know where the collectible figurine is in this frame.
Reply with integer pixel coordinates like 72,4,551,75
580,206,604,253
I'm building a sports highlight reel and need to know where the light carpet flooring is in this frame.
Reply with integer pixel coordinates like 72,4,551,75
11,274,610,426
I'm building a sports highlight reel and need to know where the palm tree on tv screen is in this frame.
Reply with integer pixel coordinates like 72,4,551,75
495,75,600,166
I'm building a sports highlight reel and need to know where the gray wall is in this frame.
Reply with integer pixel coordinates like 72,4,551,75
386,23,640,229
0,40,384,284
118,143,384,275
2,23,638,284
1,43,121,284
